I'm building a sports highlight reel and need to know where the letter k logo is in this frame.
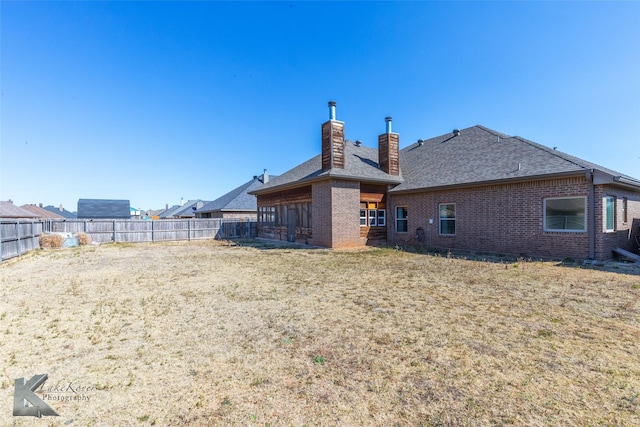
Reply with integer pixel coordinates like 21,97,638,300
13,374,59,417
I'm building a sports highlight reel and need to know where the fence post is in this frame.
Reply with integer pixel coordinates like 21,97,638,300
151,220,155,242
188,220,191,241
113,220,117,242
16,220,21,257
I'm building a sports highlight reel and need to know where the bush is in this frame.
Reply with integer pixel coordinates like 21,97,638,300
77,232,91,245
40,234,64,249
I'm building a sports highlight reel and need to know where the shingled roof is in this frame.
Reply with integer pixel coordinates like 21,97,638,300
197,175,276,214
77,199,131,219
391,125,640,193
20,204,64,219
0,201,39,218
252,141,403,195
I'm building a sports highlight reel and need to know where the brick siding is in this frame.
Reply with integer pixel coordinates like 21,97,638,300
388,176,594,259
311,179,362,248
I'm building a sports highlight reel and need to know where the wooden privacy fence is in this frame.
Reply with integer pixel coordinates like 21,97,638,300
44,218,257,244
1,218,256,261
1,220,44,261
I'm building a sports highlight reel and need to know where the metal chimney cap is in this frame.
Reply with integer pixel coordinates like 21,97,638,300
328,101,336,107
385,116,392,122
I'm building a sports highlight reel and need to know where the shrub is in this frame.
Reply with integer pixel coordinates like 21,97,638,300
40,233,64,249
77,232,91,245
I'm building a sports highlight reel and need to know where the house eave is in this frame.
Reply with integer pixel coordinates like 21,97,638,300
250,173,403,196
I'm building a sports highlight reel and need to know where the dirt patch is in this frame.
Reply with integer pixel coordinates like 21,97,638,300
1,240,639,425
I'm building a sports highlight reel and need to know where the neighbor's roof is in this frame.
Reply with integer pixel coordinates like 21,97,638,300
77,199,131,219
197,176,277,213
0,201,39,218
43,205,77,219
391,125,640,193
20,204,64,219
251,141,403,195
161,200,210,218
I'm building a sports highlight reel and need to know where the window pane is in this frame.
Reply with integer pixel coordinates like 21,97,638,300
440,219,456,235
439,204,455,219
369,209,376,226
360,209,367,226
377,209,386,226
396,207,408,232
605,197,614,231
545,198,586,231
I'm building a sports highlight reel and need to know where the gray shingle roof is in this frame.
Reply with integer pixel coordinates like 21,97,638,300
44,205,77,219
197,176,275,214
77,199,131,219
252,141,403,194
391,125,640,192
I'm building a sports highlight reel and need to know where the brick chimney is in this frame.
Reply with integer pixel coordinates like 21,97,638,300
321,101,345,170
378,116,400,175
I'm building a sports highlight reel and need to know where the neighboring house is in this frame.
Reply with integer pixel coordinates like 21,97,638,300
250,102,640,260
160,200,207,219
0,201,39,219
195,172,275,219
20,204,65,219
43,204,77,219
77,199,131,219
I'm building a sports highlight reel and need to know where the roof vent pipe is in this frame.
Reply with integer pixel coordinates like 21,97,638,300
385,116,392,133
453,129,461,136
417,139,424,146
328,101,336,120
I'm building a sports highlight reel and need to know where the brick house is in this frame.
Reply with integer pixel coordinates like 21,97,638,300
251,102,640,260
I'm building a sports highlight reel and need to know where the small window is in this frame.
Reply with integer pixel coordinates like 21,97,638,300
623,197,628,223
543,197,586,232
605,196,615,232
360,208,367,226
439,203,456,235
377,209,386,227
396,206,408,233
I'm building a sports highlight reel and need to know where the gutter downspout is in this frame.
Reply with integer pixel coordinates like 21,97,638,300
588,170,596,260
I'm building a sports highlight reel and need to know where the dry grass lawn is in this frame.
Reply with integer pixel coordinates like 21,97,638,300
1,239,639,426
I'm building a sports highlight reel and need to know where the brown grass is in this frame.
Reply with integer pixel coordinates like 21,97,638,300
1,240,639,426
39,233,63,248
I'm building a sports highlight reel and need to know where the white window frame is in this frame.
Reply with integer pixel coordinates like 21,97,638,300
543,196,587,232
439,203,456,236
360,209,367,226
605,196,615,232
377,209,386,227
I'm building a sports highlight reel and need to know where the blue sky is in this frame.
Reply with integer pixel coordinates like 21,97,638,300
2,1,639,211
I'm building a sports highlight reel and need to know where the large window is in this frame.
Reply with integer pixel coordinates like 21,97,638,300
360,202,386,227
439,203,456,235
258,206,276,225
543,197,586,232
396,206,408,233
605,196,615,232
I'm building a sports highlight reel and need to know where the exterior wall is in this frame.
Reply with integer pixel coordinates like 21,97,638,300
388,176,593,260
256,187,312,244
197,211,256,220
311,179,362,248
594,185,640,259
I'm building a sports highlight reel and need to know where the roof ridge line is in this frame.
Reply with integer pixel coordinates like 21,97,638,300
512,135,589,171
